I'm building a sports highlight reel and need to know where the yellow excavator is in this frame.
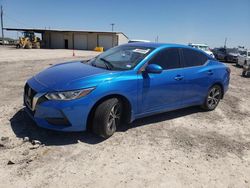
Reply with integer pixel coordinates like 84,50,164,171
16,31,41,49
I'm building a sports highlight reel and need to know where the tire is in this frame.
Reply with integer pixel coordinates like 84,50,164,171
92,98,123,138
25,42,32,49
242,70,246,77
34,42,40,49
202,85,222,111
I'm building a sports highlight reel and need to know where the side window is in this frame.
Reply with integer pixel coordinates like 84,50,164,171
149,48,181,70
182,48,208,67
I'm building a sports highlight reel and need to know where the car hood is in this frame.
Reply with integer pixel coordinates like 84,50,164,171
228,52,239,57
205,50,213,55
34,61,121,91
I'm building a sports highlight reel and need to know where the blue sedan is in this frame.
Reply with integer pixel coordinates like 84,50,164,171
24,43,230,138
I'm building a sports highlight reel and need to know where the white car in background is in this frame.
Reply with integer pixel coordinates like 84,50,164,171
128,39,151,43
238,50,250,67
188,43,215,58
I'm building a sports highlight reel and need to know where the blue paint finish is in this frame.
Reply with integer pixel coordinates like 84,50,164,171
24,43,230,132
145,64,163,74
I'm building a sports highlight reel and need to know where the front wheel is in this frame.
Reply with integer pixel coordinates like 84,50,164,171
92,98,123,138
202,85,222,111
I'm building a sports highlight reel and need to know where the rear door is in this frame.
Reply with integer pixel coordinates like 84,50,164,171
180,48,211,106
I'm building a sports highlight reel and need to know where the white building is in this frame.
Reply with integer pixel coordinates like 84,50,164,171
5,28,129,51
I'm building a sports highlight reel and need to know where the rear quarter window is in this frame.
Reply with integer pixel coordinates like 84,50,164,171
182,48,208,67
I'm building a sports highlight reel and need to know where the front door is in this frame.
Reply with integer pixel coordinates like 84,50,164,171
139,48,184,113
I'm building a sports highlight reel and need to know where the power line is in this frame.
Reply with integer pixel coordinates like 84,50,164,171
3,12,29,27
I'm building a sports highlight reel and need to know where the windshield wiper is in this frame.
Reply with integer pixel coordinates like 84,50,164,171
100,58,114,70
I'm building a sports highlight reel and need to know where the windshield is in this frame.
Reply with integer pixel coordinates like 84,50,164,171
199,46,209,51
190,45,209,51
239,51,247,56
88,46,154,70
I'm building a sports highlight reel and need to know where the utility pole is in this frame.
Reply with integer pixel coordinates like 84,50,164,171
224,37,227,48
1,5,4,45
155,35,159,43
111,23,115,32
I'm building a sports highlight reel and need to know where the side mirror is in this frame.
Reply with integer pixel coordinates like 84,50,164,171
145,64,163,74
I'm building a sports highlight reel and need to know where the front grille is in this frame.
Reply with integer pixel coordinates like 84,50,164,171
24,83,37,110
45,117,71,126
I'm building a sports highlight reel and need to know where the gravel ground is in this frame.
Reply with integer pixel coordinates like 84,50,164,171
0,46,250,188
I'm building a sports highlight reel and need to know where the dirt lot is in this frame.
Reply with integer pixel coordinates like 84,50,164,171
0,46,250,188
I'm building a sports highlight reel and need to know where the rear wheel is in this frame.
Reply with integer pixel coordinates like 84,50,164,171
92,98,122,138
202,85,222,111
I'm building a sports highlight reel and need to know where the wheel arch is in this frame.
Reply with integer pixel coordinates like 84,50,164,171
86,94,132,130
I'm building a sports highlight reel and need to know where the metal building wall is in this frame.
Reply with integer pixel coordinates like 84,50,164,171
43,31,128,50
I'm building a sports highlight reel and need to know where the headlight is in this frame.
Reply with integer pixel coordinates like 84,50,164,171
45,87,95,100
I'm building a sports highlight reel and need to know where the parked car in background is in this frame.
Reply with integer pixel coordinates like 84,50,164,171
238,50,250,67
226,48,240,63
128,39,151,43
24,43,230,138
213,48,239,63
188,43,215,58
0,39,9,45
212,48,227,61
242,51,250,77
242,59,250,77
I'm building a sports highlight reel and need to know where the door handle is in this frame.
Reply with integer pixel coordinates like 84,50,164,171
174,75,184,81
207,70,213,75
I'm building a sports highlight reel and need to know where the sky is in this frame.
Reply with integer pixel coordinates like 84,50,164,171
1,0,250,48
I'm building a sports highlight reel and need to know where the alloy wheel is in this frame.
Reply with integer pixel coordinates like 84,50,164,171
207,87,221,109
107,103,121,132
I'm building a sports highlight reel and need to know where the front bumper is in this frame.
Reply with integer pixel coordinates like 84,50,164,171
24,80,93,132
227,56,238,63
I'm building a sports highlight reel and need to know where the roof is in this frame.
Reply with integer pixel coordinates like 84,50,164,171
123,42,190,49
123,42,212,58
4,27,129,38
